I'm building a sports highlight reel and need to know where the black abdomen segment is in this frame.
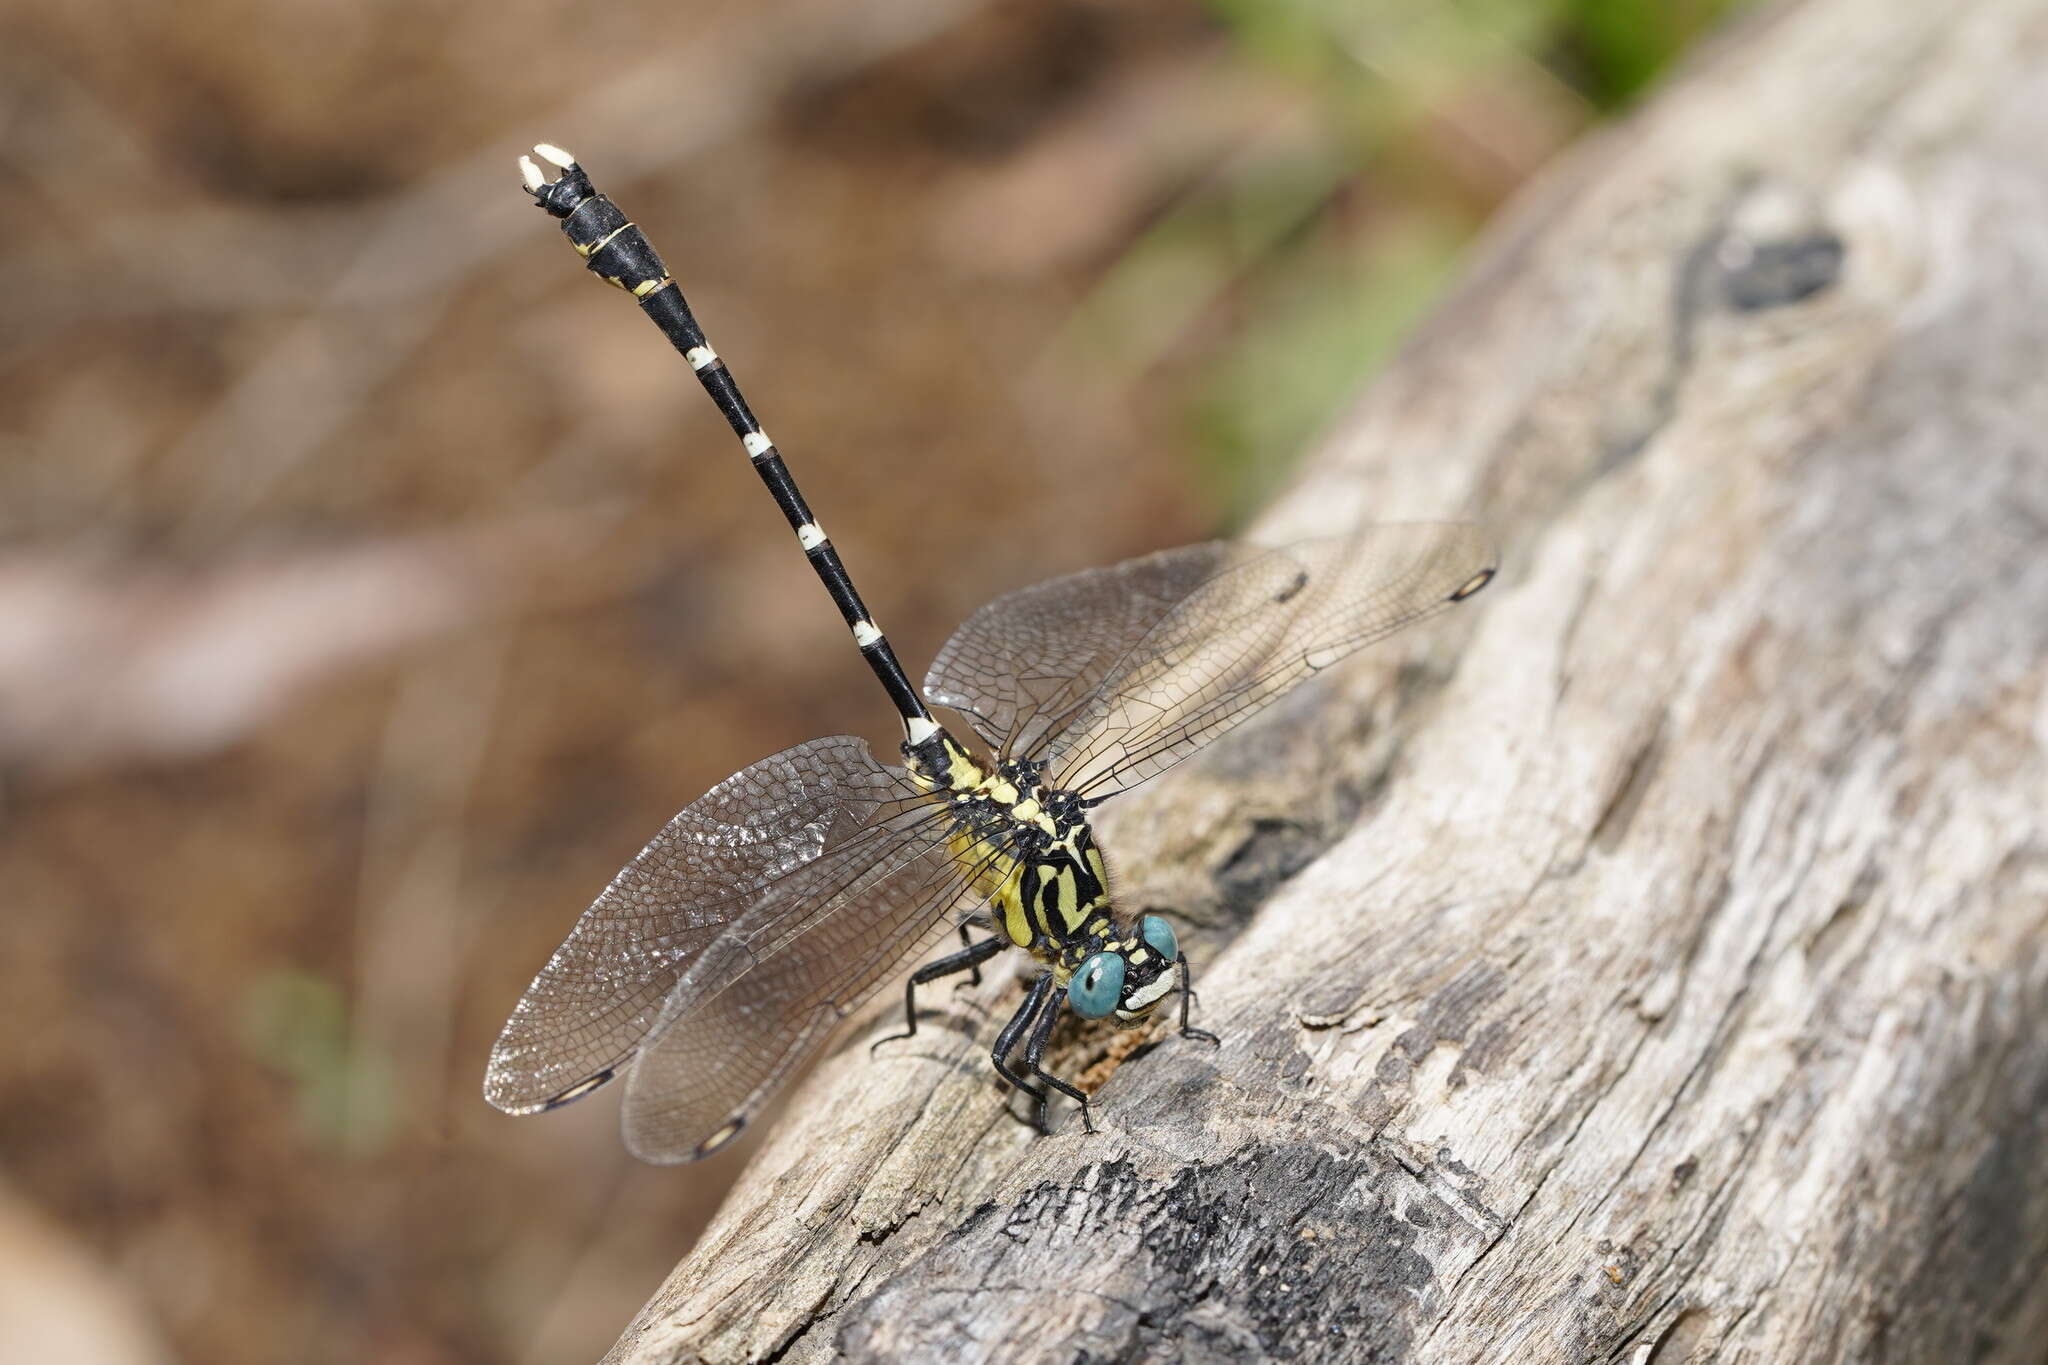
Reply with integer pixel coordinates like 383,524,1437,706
523,147,932,729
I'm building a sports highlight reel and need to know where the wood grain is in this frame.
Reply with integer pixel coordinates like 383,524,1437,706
601,0,2048,1358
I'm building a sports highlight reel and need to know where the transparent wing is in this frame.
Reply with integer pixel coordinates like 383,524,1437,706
483,734,942,1117
618,820,1018,1163
1036,523,1496,801
925,542,1237,756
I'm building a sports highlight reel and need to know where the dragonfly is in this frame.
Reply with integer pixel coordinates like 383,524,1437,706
484,144,1497,1163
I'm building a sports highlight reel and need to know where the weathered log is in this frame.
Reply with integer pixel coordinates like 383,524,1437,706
600,0,2048,1359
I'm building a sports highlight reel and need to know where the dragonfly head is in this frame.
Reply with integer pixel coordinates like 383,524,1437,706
1066,914,1184,1028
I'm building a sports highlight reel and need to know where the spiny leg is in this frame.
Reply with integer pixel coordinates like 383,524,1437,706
990,972,1055,1114
1022,986,1094,1135
1177,952,1220,1045
871,934,1004,1053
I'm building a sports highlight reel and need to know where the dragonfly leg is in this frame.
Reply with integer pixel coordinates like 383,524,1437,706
958,921,986,986
1176,953,1220,1045
990,972,1054,1112
871,934,1005,1053
1023,988,1094,1136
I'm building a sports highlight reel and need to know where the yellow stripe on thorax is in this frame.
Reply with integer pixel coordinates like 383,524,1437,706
946,826,1031,948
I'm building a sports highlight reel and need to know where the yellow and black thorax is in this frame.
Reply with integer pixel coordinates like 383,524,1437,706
904,729,1119,978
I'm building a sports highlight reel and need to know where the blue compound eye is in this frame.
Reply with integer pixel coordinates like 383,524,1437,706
1066,952,1126,1019
1140,914,1179,963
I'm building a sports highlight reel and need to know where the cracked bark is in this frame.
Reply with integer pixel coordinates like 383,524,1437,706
598,0,2048,1360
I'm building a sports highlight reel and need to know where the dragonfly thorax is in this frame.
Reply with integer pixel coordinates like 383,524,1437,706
905,729,1101,950
904,727,1180,1022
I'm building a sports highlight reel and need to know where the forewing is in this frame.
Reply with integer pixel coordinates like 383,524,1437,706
618,817,1014,1162
925,543,1236,756
1042,523,1496,800
483,734,933,1116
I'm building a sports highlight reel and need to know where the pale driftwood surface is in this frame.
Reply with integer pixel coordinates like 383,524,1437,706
601,0,2048,1360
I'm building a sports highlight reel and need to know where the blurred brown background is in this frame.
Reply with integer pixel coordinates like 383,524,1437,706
0,1,1742,1361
